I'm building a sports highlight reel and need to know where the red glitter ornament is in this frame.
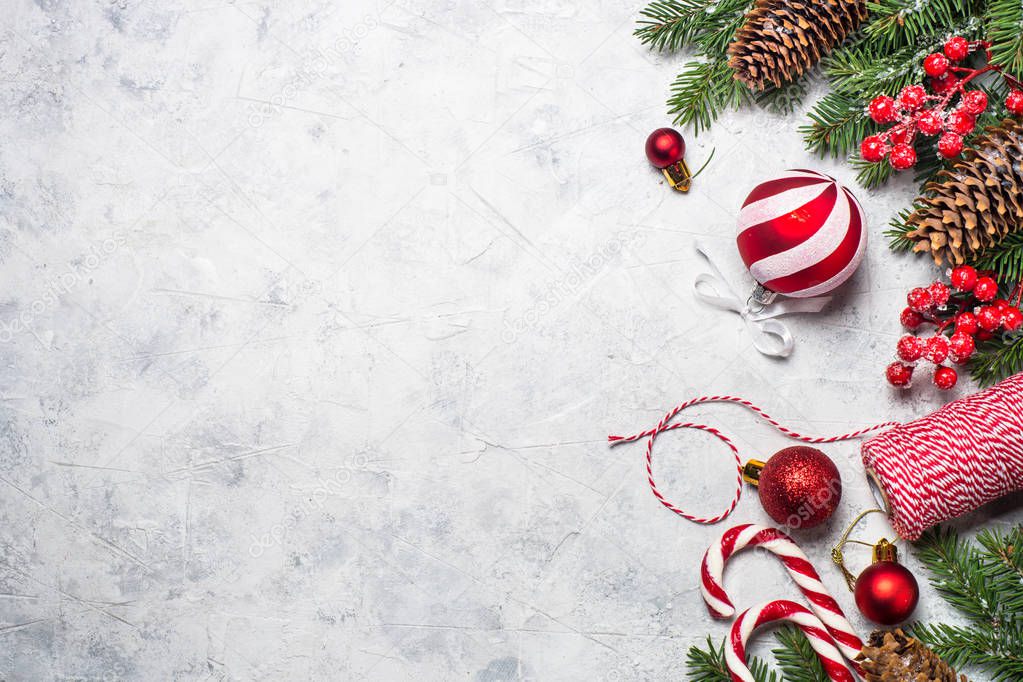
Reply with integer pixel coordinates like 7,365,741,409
933,365,958,390
742,447,841,529
854,548,920,625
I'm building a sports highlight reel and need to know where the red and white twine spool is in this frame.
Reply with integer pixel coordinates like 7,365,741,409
608,373,1023,539
701,524,864,668
727,600,855,682
737,169,866,298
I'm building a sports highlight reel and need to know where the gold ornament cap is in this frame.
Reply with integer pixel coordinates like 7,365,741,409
872,538,898,564
742,459,766,486
661,158,692,192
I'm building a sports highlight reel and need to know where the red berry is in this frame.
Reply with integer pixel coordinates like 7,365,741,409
944,36,970,61
869,95,899,123
898,85,927,111
923,335,950,363
924,53,950,77
1007,90,1023,116
916,110,943,135
928,281,951,307
933,366,958,390
949,331,975,361
961,90,988,116
955,311,979,336
950,265,978,291
907,287,933,312
946,109,976,135
860,135,888,163
994,298,1012,310
931,73,960,94
938,132,964,158
889,143,917,170
977,305,1002,331
1003,306,1023,331
973,276,998,301
896,335,925,362
901,307,925,329
886,362,914,387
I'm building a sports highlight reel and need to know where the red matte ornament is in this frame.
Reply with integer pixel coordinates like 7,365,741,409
854,546,920,625
645,128,692,192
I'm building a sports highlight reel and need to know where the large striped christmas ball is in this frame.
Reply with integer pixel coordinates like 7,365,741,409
737,169,866,299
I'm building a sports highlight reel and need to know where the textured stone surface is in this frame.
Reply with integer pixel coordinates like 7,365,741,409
1,1,1020,680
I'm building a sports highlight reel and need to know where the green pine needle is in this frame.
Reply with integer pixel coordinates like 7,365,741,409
986,0,1023,78
970,333,1023,387
800,92,875,159
772,626,828,682
863,0,984,50
885,211,917,251
634,0,751,53
668,57,751,132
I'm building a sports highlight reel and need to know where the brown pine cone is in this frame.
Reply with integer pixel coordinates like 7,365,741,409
856,629,968,682
727,0,869,90
903,119,1023,266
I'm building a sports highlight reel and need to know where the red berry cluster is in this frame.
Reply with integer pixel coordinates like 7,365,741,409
888,266,1022,390
861,37,1023,170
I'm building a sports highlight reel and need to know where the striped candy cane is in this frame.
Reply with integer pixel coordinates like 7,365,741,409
702,524,864,670
727,600,855,682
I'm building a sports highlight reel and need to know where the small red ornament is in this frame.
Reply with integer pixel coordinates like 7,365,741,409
961,89,988,115
923,335,949,363
868,95,899,123
916,110,943,135
1003,307,1023,331
923,53,949,77
937,132,964,159
950,265,978,291
946,109,976,135
1007,89,1023,116
742,447,841,529
645,128,692,192
860,135,888,162
933,365,958,390
977,305,1002,331
973,276,999,301
927,281,951,307
889,143,917,170
898,85,927,111
900,307,924,329
896,335,924,362
948,331,975,361
955,311,978,335
944,36,970,61
906,287,933,312
886,361,913,387
853,541,920,625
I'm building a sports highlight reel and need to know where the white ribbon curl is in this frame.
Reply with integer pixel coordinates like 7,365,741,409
694,243,831,358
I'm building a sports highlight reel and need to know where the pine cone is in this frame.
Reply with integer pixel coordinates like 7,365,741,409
904,119,1023,266
856,629,968,682
727,0,868,90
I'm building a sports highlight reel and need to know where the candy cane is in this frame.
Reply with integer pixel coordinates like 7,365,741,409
702,524,864,669
727,600,854,682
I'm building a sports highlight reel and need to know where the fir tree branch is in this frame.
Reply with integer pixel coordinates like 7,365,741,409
824,42,926,97
986,0,1023,78
913,526,1000,624
772,626,828,682
686,634,780,682
970,332,1023,387
863,0,983,51
634,0,751,53
693,0,753,55
668,57,751,132
971,232,1023,284
800,92,876,159
885,211,917,251
852,155,895,189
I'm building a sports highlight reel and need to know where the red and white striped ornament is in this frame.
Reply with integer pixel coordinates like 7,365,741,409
726,600,855,682
701,524,864,668
737,169,866,299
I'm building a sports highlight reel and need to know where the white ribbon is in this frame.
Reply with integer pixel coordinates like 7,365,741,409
694,243,832,358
